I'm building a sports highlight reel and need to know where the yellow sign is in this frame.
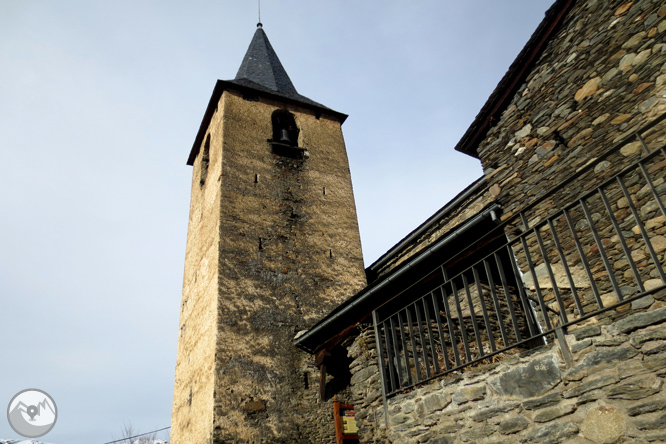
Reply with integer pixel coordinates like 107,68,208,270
342,411,358,434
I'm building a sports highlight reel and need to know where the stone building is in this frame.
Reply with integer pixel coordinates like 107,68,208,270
295,0,666,442
174,0,666,443
170,25,366,443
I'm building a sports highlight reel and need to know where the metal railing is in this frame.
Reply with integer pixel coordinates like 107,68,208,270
373,114,666,396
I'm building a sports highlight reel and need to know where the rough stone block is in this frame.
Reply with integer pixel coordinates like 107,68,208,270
428,436,455,444
565,345,639,380
580,405,626,444
627,398,666,416
452,383,486,404
390,414,411,426
533,403,577,423
522,422,579,444
630,325,666,347
470,402,519,422
523,392,563,410
571,325,602,340
498,415,530,434
415,392,450,416
459,425,495,442
607,374,663,400
571,339,593,353
563,373,619,398
634,413,666,430
488,353,561,398
615,307,666,333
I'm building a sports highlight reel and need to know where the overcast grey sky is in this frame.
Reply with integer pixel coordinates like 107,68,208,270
1,1,553,442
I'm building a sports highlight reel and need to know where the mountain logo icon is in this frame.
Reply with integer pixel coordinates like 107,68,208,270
6,389,57,438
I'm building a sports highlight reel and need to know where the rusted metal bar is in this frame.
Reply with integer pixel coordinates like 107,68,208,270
462,272,485,357
547,218,585,318
472,265,497,353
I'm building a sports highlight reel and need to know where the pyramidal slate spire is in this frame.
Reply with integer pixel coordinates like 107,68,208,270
234,25,299,96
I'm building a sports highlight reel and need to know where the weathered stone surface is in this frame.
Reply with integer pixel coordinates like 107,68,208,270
533,403,577,423
621,140,643,156
580,405,626,444
575,77,601,101
523,392,563,410
571,339,593,353
515,124,533,139
452,383,486,404
607,374,663,400
628,399,666,417
428,436,454,444
563,373,619,398
488,354,561,398
571,325,602,340
415,392,450,416
470,402,519,422
629,325,666,348
634,414,666,430
623,31,647,49
498,415,530,434
522,422,579,444
459,425,495,442
566,346,639,380
615,307,666,333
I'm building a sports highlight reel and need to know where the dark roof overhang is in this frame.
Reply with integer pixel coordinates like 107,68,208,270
294,202,502,354
186,80,348,166
454,0,576,158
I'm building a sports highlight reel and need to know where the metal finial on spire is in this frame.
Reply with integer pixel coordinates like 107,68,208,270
257,0,262,28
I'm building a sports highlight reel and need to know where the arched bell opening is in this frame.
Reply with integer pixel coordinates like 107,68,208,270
272,110,299,147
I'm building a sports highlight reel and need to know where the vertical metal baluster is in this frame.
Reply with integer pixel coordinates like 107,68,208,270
382,320,397,391
430,290,451,371
462,272,485,357
405,305,421,382
439,278,461,368
472,265,496,353
520,213,553,331
617,176,666,283
636,133,652,155
506,244,540,337
389,315,403,389
422,296,441,375
563,207,603,307
494,251,525,341
548,218,585,318
397,311,413,387
579,199,623,300
598,187,644,292
638,152,666,221
483,258,510,346
414,300,432,379
533,225,568,324
450,278,472,363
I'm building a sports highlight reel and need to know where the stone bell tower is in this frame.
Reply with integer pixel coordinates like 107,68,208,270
171,25,367,444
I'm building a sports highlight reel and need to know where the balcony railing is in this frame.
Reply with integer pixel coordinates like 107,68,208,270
373,113,666,397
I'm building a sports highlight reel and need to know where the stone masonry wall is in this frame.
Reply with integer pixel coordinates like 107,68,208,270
348,291,666,443
342,2,666,444
211,90,366,443
172,86,366,444
479,0,666,224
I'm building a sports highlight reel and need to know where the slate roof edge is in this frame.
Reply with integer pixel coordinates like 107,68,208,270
186,80,348,166
454,0,577,158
